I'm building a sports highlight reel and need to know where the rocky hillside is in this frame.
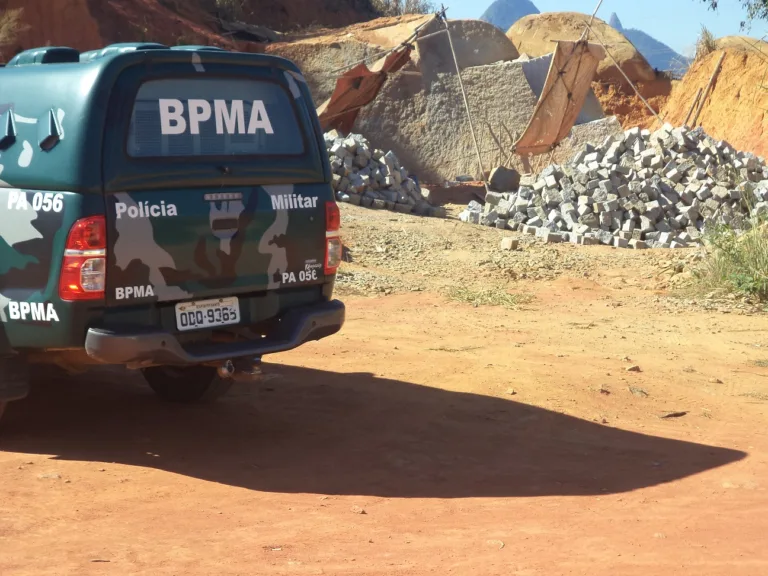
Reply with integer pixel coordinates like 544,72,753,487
480,0,539,32
609,12,688,73
0,0,380,57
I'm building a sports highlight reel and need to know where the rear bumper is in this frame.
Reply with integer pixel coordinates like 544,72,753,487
84,300,345,368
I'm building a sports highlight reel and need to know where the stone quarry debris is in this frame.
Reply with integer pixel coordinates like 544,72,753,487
325,130,446,218
459,124,768,249
489,166,521,191
500,237,519,251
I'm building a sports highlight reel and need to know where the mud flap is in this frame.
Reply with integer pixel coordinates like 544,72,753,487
0,356,31,402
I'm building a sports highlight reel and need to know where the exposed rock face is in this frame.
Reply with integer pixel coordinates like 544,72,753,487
480,0,539,33
414,18,520,83
354,56,618,183
268,17,520,105
507,12,656,87
267,39,376,105
355,60,539,183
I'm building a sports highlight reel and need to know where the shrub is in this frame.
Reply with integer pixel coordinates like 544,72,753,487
695,25,717,61
214,0,246,21
0,8,29,58
694,219,768,300
371,0,436,16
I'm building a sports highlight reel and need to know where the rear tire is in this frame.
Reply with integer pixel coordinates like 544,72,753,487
142,365,233,404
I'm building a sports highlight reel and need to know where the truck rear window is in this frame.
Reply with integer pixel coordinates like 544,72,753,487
127,78,305,158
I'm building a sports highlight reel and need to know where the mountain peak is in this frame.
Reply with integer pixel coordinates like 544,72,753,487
608,12,623,31
480,0,540,32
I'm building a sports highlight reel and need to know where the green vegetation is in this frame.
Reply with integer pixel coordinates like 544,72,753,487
695,25,717,61
213,0,246,21
446,286,532,309
0,8,29,60
694,221,768,300
371,0,436,17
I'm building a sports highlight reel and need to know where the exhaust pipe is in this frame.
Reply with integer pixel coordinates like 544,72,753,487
217,360,235,379
216,357,263,382
232,356,263,382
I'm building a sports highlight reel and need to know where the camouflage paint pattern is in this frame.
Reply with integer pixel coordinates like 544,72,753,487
106,183,329,305
0,98,90,353
0,44,335,358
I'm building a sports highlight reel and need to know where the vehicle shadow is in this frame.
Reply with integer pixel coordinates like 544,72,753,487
0,364,746,498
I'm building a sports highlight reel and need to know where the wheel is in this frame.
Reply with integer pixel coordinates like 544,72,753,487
142,365,233,403
0,401,7,424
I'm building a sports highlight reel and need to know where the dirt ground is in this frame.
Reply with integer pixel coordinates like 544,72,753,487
2,205,768,575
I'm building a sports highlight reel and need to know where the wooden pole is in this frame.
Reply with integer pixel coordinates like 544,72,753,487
441,5,489,192
691,52,726,128
578,0,605,42
683,87,703,127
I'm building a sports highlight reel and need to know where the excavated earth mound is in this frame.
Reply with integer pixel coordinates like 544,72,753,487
715,35,768,52
267,16,520,104
661,48,768,158
592,79,673,130
507,12,656,87
0,0,381,58
265,15,428,105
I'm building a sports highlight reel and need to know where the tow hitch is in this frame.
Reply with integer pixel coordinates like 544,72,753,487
217,357,263,382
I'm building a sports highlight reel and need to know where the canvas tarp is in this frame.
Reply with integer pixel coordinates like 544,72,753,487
519,52,604,126
513,40,606,157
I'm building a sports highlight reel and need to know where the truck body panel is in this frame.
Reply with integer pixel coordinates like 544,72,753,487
0,45,343,362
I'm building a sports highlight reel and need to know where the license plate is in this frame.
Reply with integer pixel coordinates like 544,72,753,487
175,297,240,332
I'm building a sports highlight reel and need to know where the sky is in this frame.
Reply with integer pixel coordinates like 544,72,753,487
444,0,766,55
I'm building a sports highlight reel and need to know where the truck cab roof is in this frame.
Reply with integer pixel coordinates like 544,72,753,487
0,43,328,194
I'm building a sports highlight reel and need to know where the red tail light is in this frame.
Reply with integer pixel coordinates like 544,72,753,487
326,201,340,232
325,201,342,275
59,216,107,301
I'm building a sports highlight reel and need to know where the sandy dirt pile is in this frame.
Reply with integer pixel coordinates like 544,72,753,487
715,35,768,52
507,12,656,88
661,48,768,158
592,79,673,130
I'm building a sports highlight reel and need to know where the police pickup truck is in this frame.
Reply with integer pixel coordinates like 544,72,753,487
0,43,345,420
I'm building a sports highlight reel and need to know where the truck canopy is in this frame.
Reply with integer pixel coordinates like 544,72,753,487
0,43,329,193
